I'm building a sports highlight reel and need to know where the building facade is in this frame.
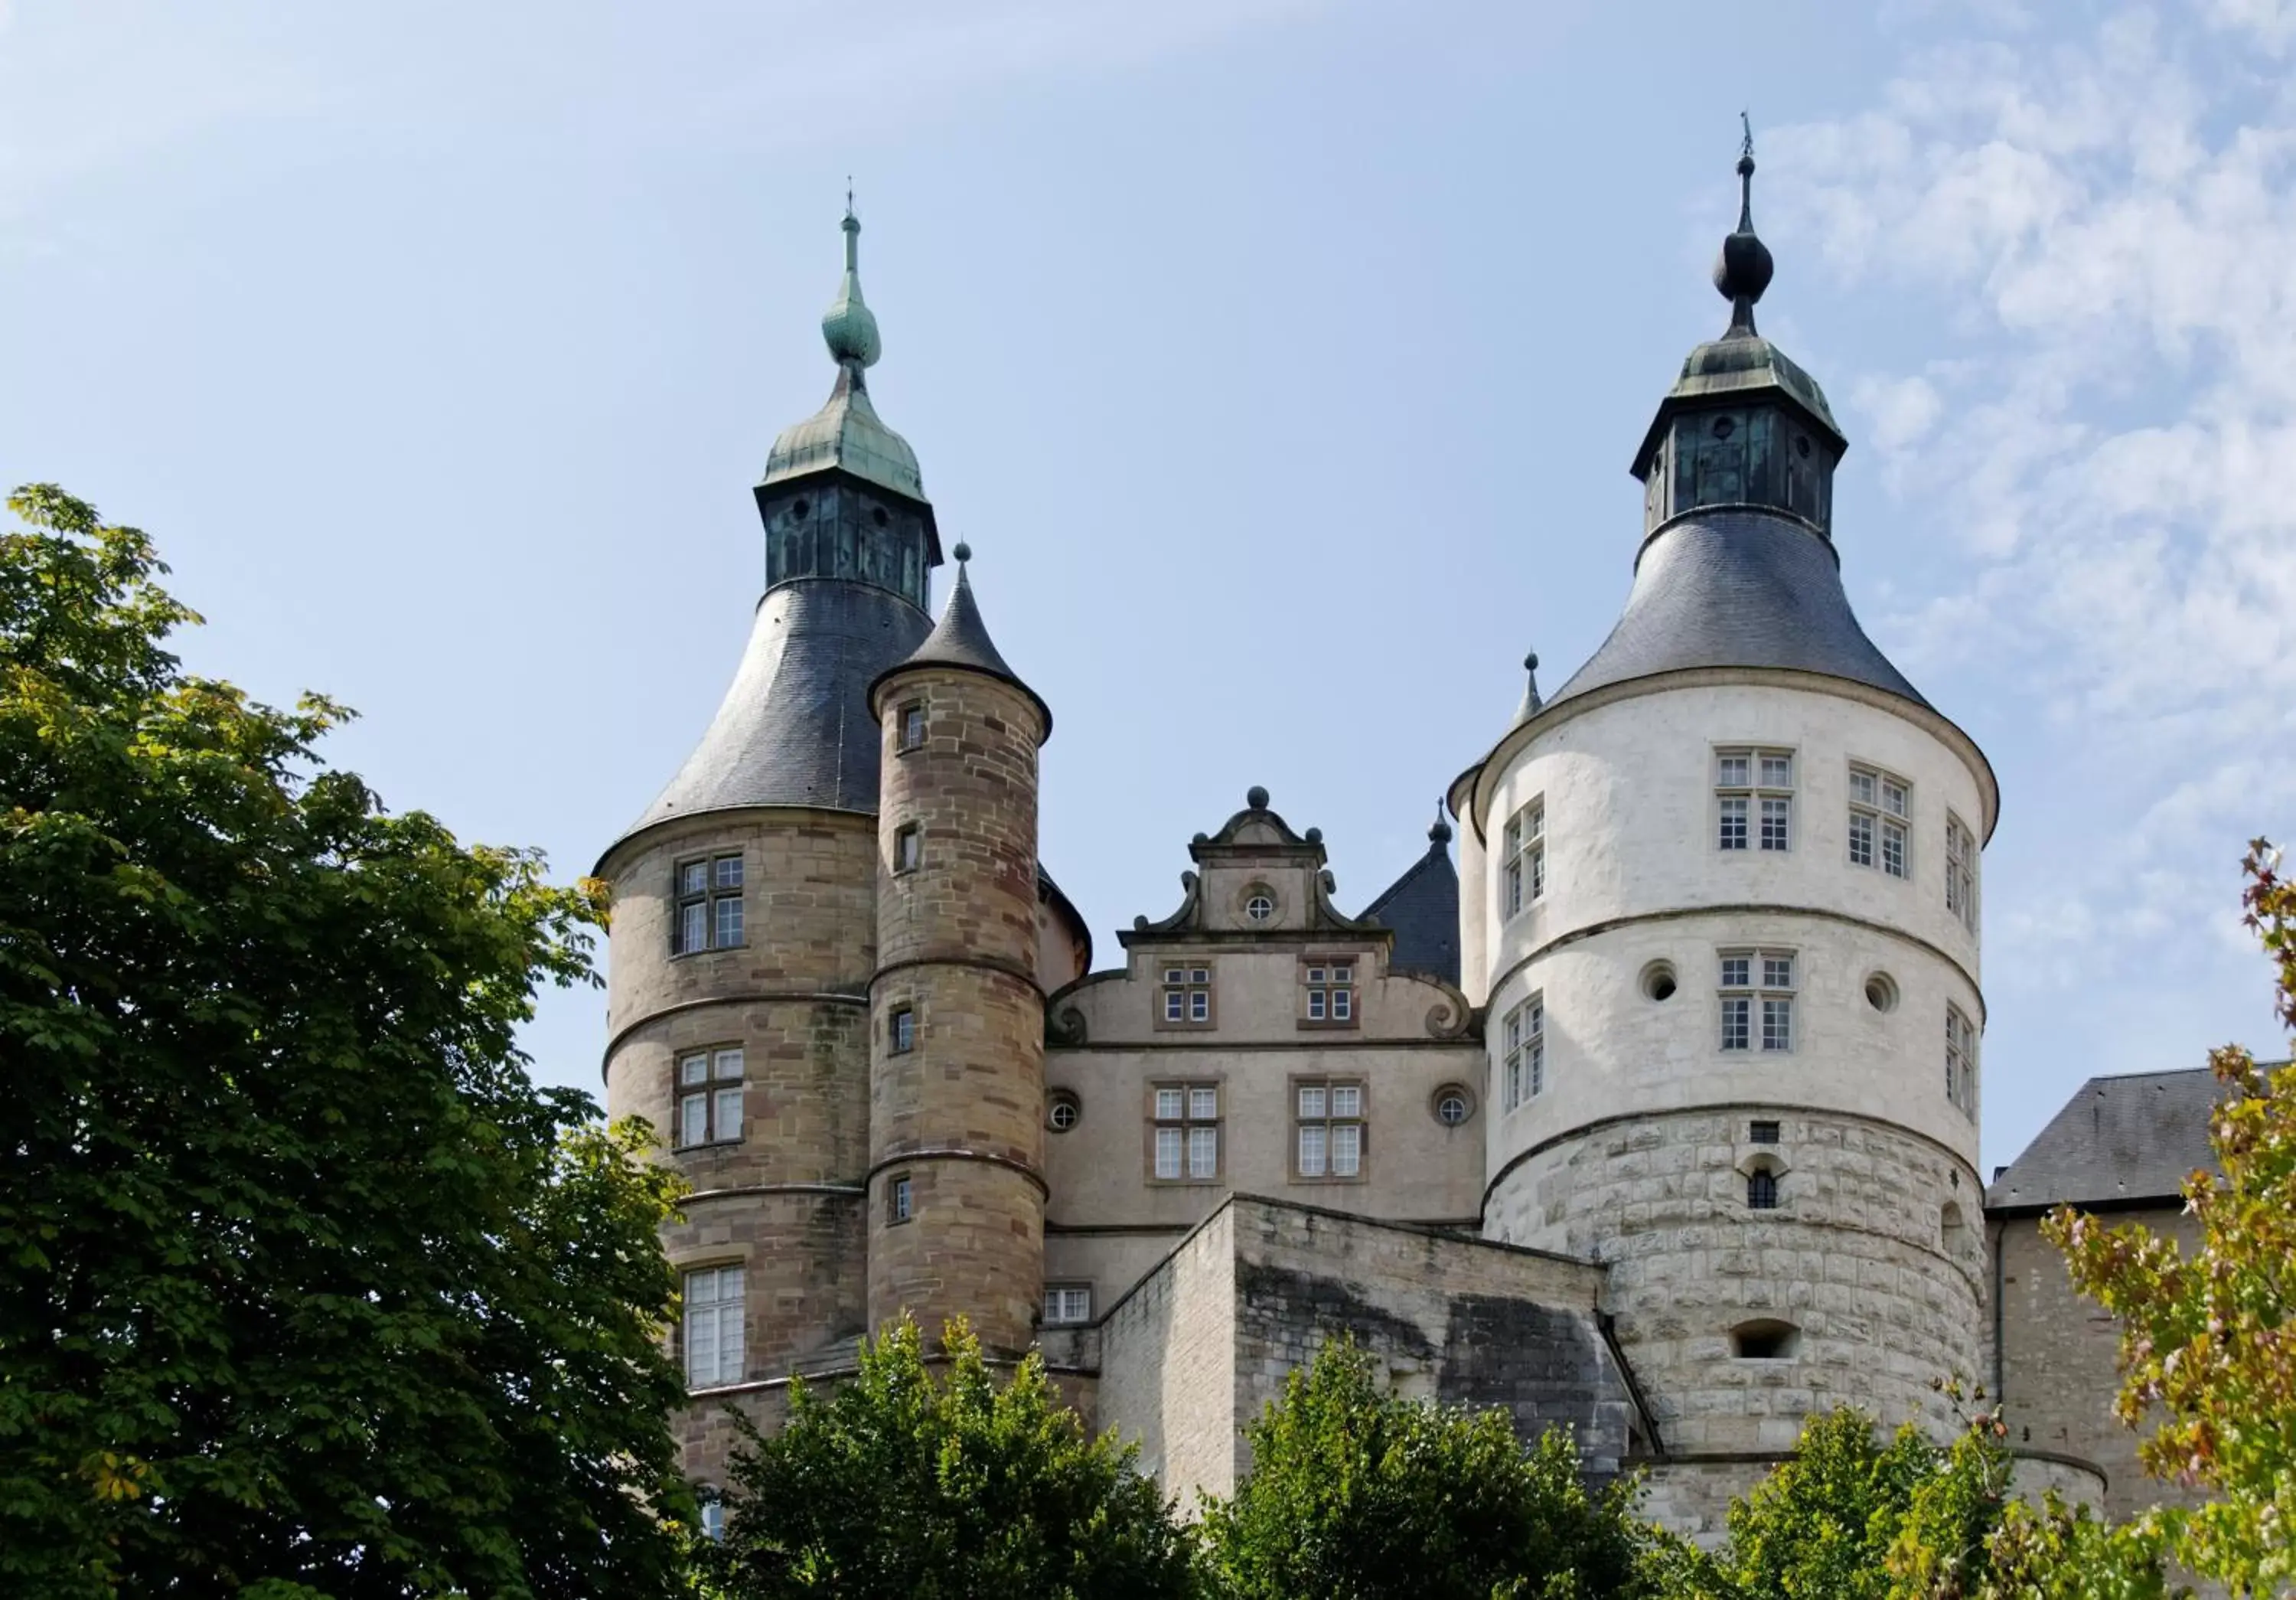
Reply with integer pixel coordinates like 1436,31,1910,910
600,158,2189,1533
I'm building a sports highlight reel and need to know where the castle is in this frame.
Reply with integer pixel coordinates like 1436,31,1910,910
595,147,2209,1537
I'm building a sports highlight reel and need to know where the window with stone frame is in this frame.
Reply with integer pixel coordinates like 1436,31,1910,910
675,1047,744,1148
671,852,745,955
888,1172,914,1224
1848,762,1912,878
892,823,922,875
896,700,928,752
683,1265,744,1388
1746,1167,1780,1210
1946,813,1979,934
888,1006,916,1055
1502,798,1546,917
1301,957,1356,1025
1720,949,1796,1052
1293,1080,1365,1179
1715,748,1793,852
1043,1283,1092,1325
1150,1082,1221,1181
1157,964,1214,1028
1501,994,1544,1110
1946,1004,1979,1116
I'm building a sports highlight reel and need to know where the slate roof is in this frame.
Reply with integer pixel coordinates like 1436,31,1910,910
1985,1068,2227,1214
605,577,931,857
870,559,1051,736
1359,824,1461,986
1546,508,1930,712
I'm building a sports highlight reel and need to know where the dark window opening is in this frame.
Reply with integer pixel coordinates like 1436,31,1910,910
1731,1319,1800,1359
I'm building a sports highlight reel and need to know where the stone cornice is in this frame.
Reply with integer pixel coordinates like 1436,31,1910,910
601,989,869,1081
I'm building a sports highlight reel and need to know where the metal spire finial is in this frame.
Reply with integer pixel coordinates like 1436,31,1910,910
823,188,881,369
1713,116,1774,337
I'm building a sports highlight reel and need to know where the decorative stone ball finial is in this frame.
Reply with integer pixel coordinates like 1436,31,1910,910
1247,785,1270,810
952,540,972,563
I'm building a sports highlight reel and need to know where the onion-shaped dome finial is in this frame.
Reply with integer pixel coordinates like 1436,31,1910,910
822,191,882,368
1712,114,1775,337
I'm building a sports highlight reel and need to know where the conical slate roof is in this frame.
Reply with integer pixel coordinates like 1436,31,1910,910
1358,813,1461,985
870,545,1051,736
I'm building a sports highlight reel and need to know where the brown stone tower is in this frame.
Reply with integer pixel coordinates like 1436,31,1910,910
598,204,942,1478
864,545,1051,1353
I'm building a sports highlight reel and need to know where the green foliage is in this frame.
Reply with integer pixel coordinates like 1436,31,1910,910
1675,1402,2173,1600
2045,840,2296,1596
710,1315,1199,1598
1197,1336,1669,1600
0,485,695,1596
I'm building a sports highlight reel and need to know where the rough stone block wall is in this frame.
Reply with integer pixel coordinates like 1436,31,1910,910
1994,1210,2208,1522
1098,1205,1240,1505
869,665,1046,1354
1225,1201,1630,1481
1487,1109,1983,1457
601,811,882,1489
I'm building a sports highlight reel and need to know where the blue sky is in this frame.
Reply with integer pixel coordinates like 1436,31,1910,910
3,1,2291,1174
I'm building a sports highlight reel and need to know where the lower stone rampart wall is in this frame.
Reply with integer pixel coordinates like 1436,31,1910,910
1488,1109,1984,1454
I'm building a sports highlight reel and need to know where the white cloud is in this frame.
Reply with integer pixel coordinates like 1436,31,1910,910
1775,7,2296,991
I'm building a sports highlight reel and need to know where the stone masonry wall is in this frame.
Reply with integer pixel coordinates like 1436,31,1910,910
1994,1210,2206,1522
870,664,1046,1354
1225,1201,1630,1481
601,809,880,1487
1488,1109,1985,1458
1097,1205,1240,1504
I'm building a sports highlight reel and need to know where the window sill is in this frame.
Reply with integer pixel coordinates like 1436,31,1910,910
1145,1176,1225,1187
669,942,749,961
1290,1173,1368,1186
1295,1018,1360,1032
671,1138,746,1154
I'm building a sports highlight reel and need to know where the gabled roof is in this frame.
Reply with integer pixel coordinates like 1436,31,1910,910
1985,1067,2228,1215
1360,820,1460,985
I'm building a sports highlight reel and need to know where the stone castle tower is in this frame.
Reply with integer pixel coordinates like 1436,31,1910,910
599,204,1088,1478
597,152,2100,1536
1454,140,1994,1514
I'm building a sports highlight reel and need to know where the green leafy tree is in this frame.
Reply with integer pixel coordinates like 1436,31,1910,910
2047,840,2296,1597
1197,1336,1667,1599
0,485,695,1597
1668,1399,2172,1600
709,1315,1198,1599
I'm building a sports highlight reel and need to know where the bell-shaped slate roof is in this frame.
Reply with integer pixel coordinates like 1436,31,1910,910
609,579,931,851
1546,508,1927,710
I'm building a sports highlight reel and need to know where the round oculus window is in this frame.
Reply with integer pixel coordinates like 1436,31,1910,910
1864,972,1900,1014
1434,1089,1473,1127
1046,1092,1081,1132
1245,893,1275,924
1641,961,1678,1002
1711,414,1737,440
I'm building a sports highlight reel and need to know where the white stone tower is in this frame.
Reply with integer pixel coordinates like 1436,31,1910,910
1451,136,1997,1532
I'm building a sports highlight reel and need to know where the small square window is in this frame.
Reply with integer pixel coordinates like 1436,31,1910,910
1159,964,1214,1028
1189,1086,1218,1121
1750,1119,1781,1144
1155,1088,1183,1121
1044,1285,1092,1324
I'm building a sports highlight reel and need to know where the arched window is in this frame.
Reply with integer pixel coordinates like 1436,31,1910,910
1746,1168,1779,1210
